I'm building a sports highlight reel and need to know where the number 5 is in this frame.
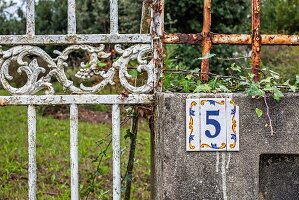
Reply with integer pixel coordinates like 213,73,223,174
205,110,221,138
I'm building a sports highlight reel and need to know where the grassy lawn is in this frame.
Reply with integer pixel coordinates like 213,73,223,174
0,91,151,199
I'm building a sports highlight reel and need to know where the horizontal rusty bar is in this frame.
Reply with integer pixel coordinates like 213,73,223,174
163,33,299,45
262,34,299,45
161,33,202,44
212,34,251,44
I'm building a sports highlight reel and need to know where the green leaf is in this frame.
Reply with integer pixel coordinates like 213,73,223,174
218,84,231,92
82,63,91,68
260,77,272,84
128,70,138,78
97,61,107,67
269,70,280,80
263,84,274,92
185,74,193,80
247,83,265,97
296,75,299,85
248,73,255,80
273,87,284,101
255,108,263,118
194,84,212,93
197,53,216,60
230,63,242,72
289,85,298,92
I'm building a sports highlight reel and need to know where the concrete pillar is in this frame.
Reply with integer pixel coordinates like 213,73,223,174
152,93,299,200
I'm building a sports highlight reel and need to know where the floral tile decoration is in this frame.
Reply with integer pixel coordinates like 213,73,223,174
186,98,239,152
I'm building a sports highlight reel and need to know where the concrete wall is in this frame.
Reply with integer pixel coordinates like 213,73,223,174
153,93,299,200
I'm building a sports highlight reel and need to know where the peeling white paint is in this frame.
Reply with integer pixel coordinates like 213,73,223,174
1,1,158,200
70,104,79,200
26,0,35,36
0,94,154,105
28,105,36,200
0,44,155,95
112,105,121,200
0,34,151,45
110,0,119,34
68,0,76,34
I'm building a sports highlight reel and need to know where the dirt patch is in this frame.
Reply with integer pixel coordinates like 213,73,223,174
42,105,111,124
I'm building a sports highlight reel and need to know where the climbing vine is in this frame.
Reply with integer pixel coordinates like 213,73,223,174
164,62,299,135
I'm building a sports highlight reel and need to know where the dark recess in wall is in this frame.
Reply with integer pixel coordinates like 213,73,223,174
259,154,299,200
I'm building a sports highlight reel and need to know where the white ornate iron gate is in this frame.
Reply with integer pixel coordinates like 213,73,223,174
0,0,163,199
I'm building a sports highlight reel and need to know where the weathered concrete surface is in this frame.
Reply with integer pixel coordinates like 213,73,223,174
153,92,299,200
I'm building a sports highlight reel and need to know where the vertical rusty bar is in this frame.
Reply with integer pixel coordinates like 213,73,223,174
251,0,261,81
151,0,165,91
201,0,212,81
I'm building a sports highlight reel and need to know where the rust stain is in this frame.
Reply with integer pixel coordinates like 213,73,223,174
162,33,299,45
161,33,202,44
0,99,7,107
151,0,165,92
66,35,78,44
261,34,299,45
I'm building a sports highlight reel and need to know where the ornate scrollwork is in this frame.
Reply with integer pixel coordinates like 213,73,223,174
114,44,154,94
0,44,155,95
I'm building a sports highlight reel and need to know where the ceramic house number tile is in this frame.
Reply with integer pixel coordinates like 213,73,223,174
200,98,227,151
226,98,240,151
186,99,200,151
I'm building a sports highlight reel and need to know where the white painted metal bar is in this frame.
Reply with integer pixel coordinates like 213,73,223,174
70,104,79,200
28,105,37,200
68,0,76,34
0,34,151,45
110,0,119,34
26,0,35,36
112,104,121,200
0,94,154,105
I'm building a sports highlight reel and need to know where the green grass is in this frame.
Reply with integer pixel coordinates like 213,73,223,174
0,91,151,199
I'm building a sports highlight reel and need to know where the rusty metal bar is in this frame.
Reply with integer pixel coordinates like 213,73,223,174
151,0,165,91
212,34,251,45
201,0,212,81
251,0,261,81
261,34,299,45
162,33,203,44
162,33,299,45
